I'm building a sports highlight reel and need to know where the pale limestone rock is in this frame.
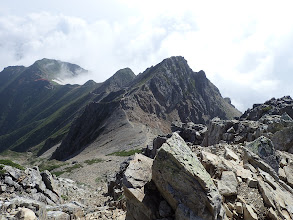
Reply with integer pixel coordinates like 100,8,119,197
47,211,70,220
281,209,291,220
278,168,287,181
235,202,243,214
280,158,288,167
283,165,293,187
15,208,37,220
236,167,253,180
224,147,239,162
257,169,293,218
243,204,258,220
227,203,234,210
123,154,158,220
123,154,153,189
218,171,238,196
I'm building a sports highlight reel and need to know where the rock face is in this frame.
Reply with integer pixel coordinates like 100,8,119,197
272,126,293,153
53,56,241,160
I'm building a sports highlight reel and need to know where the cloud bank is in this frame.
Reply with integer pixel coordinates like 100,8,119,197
1,0,293,111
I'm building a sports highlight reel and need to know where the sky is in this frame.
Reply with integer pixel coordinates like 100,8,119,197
1,0,293,112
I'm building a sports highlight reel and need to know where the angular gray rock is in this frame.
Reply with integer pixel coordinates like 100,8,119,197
272,126,293,153
41,170,59,196
15,207,37,220
171,121,207,145
123,154,160,220
218,171,238,196
47,211,70,220
283,164,293,187
152,133,224,220
245,136,279,173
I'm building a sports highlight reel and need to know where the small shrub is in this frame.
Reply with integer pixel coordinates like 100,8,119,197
0,159,24,170
52,171,65,177
116,194,125,201
64,164,83,173
61,195,68,201
262,106,272,112
107,149,142,157
95,177,103,183
51,163,82,176
39,162,67,172
0,165,5,175
84,158,103,165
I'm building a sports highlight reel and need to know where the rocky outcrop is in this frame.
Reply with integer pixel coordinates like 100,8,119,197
202,113,293,148
171,121,207,144
0,164,107,219
123,133,224,220
241,96,293,121
121,105,293,219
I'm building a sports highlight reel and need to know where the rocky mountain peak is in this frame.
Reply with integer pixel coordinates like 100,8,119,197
30,58,88,83
51,56,241,160
91,68,135,101
107,67,135,88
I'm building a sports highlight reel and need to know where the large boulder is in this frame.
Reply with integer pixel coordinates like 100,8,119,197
245,136,279,173
15,207,37,220
171,121,207,145
241,96,293,121
217,171,238,196
202,118,265,146
123,154,161,220
41,170,59,196
152,133,224,220
272,126,293,153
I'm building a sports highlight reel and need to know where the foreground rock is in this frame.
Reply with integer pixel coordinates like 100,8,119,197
123,133,224,220
122,122,293,219
123,154,160,220
0,164,118,219
153,133,224,220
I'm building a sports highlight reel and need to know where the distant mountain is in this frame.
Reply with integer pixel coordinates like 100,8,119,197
0,59,134,154
52,56,241,160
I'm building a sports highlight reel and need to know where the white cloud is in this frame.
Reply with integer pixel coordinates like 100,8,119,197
1,1,293,111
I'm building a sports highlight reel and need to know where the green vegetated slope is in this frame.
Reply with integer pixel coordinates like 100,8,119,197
0,59,136,155
0,59,98,154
